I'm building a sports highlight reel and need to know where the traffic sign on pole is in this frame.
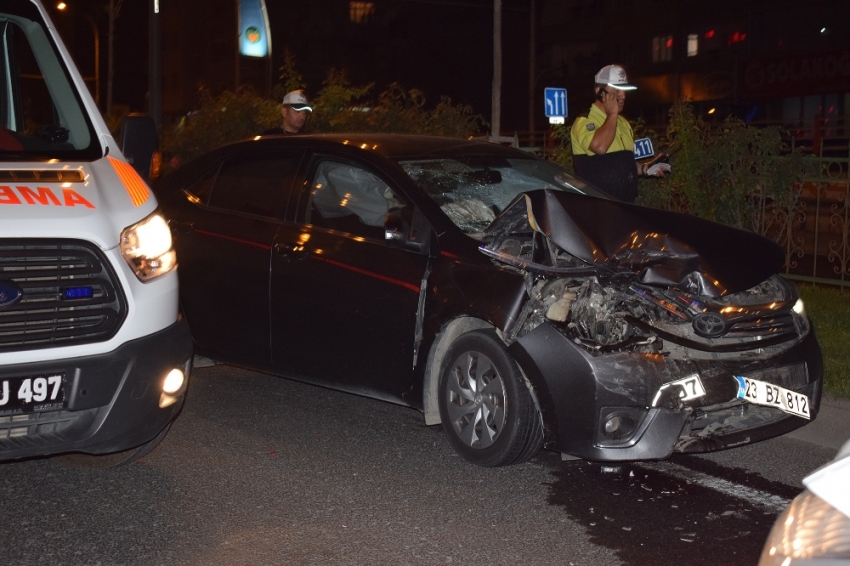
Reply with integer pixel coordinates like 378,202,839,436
544,87,568,124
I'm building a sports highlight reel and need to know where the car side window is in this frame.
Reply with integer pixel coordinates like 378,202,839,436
305,158,407,240
206,152,301,218
185,166,218,204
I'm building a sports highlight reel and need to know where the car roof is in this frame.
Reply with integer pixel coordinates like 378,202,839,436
251,133,529,160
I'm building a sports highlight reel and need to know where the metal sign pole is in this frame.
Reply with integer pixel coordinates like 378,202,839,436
149,0,161,129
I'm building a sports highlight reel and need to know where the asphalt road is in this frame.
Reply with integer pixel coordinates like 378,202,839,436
0,364,840,566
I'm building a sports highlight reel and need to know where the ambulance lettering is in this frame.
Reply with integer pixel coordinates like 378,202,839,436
19,186,60,206
0,186,95,208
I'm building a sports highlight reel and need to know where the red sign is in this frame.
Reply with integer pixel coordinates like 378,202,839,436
743,50,850,97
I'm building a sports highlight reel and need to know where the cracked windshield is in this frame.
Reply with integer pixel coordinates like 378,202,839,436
398,156,605,233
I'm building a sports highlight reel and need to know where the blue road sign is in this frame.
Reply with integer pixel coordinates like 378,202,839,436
544,88,568,118
633,137,655,160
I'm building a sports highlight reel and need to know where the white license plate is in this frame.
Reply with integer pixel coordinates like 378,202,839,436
734,376,810,419
652,374,706,406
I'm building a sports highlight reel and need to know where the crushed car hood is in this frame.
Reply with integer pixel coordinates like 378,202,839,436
485,189,784,297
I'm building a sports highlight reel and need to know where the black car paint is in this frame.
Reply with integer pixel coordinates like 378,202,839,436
509,321,822,460
156,137,530,404
155,134,822,461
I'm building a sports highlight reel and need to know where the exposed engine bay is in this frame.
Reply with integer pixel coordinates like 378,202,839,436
499,271,805,360
481,190,808,359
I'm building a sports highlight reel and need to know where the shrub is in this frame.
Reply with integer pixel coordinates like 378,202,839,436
160,88,279,169
631,100,816,233
310,70,486,137
162,67,487,169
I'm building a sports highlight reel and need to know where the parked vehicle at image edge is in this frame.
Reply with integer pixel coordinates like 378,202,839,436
0,0,193,466
155,133,823,467
760,438,850,565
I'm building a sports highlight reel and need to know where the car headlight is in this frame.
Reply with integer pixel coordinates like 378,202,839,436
120,212,177,282
792,298,806,317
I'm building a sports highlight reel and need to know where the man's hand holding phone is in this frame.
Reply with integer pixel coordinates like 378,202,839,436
598,88,623,116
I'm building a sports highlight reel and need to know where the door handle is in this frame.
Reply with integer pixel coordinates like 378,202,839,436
274,242,309,261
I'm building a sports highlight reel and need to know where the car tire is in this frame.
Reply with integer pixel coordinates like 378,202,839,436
438,329,543,467
52,423,173,469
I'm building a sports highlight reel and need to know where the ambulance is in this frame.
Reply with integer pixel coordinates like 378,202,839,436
0,0,193,466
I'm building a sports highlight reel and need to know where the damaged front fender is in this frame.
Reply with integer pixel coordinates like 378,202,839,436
508,321,689,460
508,319,822,461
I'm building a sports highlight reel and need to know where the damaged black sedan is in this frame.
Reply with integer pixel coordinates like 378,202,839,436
155,134,822,467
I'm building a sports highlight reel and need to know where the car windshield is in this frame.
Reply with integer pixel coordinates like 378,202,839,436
0,1,101,160
396,154,606,233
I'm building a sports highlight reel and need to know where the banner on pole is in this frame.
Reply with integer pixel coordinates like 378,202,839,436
238,0,272,58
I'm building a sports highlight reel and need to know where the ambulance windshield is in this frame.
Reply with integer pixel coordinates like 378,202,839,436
0,1,101,160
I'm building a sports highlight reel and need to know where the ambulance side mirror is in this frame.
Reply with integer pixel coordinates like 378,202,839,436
120,114,159,181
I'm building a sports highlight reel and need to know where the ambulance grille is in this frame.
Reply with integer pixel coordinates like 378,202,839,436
0,240,127,352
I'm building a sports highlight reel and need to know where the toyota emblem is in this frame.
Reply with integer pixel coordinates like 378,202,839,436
692,312,727,338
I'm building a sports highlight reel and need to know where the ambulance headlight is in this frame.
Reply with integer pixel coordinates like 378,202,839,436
120,212,177,282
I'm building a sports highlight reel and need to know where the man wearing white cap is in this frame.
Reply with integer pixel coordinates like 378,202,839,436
264,90,313,135
570,65,664,202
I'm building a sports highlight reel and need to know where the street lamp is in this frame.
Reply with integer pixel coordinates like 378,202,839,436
56,2,100,108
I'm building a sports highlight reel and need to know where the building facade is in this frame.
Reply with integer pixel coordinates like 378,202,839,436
538,0,850,143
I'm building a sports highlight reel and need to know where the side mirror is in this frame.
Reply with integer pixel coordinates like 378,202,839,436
385,210,410,247
120,114,158,181
385,207,431,254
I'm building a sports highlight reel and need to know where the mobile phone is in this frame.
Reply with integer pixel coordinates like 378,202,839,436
596,88,608,102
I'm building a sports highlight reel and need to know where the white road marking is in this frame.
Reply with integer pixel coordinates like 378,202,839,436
636,461,792,513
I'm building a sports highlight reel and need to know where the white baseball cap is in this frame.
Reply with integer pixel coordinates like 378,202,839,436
282,90,312,112
594,65,637,90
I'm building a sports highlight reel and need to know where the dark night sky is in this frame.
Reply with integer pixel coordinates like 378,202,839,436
52,0,533,131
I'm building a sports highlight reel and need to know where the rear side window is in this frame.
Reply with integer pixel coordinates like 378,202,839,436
207,151,302,218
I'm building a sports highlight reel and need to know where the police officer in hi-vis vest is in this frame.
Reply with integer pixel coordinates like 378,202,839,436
570,65,667,202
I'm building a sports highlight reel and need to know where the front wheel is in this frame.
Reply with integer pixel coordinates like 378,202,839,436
438,329,543,467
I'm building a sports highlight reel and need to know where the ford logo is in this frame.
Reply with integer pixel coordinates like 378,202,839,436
692,312,727,338
0,282,23,307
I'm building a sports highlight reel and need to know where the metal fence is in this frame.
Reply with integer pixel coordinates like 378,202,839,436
775,147,850,289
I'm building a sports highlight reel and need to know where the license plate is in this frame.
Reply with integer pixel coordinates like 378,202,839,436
652,374,706,406
0,374,66,414
734,376,810,419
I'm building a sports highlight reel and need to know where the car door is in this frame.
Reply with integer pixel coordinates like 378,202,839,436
171,149,303,367
270,153,431,400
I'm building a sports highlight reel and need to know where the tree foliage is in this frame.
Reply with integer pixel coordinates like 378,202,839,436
548,124,574,174
277,47,306,94
309,70,486,136
160,88,279,168
633,99,817,232
161,58,487,170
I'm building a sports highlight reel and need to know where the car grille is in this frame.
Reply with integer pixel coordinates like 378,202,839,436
0,239,127,352
0,409,97,449
724,313,797,338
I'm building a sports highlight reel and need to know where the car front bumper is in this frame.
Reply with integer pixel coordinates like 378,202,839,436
509,321,823,461
0,319,193,462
